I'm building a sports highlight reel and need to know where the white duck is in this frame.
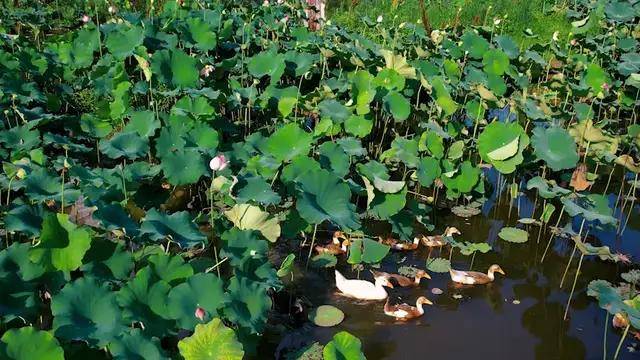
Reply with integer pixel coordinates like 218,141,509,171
334,270,393,300
449,264,505,285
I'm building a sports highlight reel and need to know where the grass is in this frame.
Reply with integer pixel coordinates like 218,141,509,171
328,0,574,45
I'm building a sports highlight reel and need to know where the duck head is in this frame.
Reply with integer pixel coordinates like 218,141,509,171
445,227,462,237
375,276,394,288
417,296,433,306
416,270,432,280
488,264,506,276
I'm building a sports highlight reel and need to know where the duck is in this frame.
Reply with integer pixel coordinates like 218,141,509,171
417,226,462,248
334,270,393,300
314,231,350,255
384,296,433,321
449,264,505,285
370,269,431,287
378,236,420,251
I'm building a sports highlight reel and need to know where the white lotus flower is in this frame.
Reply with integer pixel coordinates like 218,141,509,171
376,15,383,23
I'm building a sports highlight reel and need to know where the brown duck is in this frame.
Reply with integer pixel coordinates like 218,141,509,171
370,270,431,287
314,231,350,255
417,226,461,248
378,236,420,251
384,296,433,321
449,264,505,285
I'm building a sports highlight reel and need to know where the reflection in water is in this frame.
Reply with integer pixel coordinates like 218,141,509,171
265,180,639,360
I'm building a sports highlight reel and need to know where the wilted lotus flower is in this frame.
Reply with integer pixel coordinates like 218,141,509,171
200,64,214,78
209,154,228,172
430,30,444,45
195,307,205,321
376,15,383,23
81,14,90,23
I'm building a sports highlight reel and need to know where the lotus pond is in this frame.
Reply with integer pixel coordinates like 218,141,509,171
1,0,640,359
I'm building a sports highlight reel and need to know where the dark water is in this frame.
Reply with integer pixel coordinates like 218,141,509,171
268,172,640,360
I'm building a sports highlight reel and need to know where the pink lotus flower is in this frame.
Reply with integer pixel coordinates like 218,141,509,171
81,15,90,23
209,154,228,172
602,83,610,91
200,65,214,78
570,39,577,46
195,307,205,321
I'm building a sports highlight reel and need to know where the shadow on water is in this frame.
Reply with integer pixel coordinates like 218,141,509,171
265,169,640,359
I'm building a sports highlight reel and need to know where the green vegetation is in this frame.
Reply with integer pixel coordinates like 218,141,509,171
329,0,573,44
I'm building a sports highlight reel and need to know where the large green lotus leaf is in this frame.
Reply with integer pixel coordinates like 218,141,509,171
368,188,407,219
81,240,133,280
116,267,174,337
261,123,312,163
220,229,269,268
605,1,635,22
57,26,99,68
426,258,451,273
357,160,390,181
323,331,366,360
419,131,445,158
224,204,281,242
319,99,351,124
5,204,43,238
29,213,91,273
99,131,149,160
495,35,519,58
81,114,113,138
0,327,63,360
160,149,207,186
498,227,529,243
236,176,281,206
531,127,579,171
344,115,373,138
178,318,244,360
372,177,405,193
526,177,571,199
375,68,405,90
561,194,616,225
285,50,318,77
140,209,207,248
295,169,360,230
187,17,217,51
383,91,411,122
108,330,167,360
0,122,40,152
248,51,286,84
347,238,390,264
23,168,72,203
51,277,124,346
380,137,419,167
447,140,465,160
171,49,199,88
105,25,144,59
168,273,224,329
148,253,194,284
451,241,492,256
319,142,350,178
311,253,338,268
416,157,441,187
173,96,215,118
461,31,489,59
281,156,322,183
478,122,529,174
441,161,480,197
309,305,344,327
223,276,271,333
583,63,610,93
125,111,160,138
278,97,297,118
0,243,46,281
482,49,510,76
587,280,640,328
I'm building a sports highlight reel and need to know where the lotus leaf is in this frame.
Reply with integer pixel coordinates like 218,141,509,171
498,227,529,243
323,331,366,360
178,318,244,360
168,273,224,328
309,305,344,327
426,258,451,273
108,330,168,360
348,238,390,264
140,209,207,248
224,204,281,242
0,327,63,360
29,213,91,273
531,127,579,171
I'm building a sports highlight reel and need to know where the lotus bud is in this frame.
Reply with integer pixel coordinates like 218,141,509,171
194,307,205,321
263,0,269,6
570,39,577,46
108,5,116,14
15,168,26,180
209,154,228,172
602,83,610,91
81,15,90,23
493,18,501,25
200,64,214,78
376,15,383,23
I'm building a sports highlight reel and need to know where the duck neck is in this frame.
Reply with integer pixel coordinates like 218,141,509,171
486,269,495,281
413,275,422,285
374,278,387,290
415,301,425,315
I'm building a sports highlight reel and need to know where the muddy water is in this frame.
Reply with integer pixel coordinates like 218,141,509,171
273,173,640,359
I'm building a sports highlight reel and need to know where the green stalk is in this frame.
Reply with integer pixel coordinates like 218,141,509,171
604,312,609,360
210,175,220,277
613,324,630,360
541,204,565,263
306,224,318,268
560,243,577,289
563,253,584,320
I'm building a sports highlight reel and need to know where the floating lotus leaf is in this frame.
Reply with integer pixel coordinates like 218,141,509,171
309,305,344,327
51,277,124,346
311,253,338,268
224,204,281,242
426,258,451,273
178,318,244,360
531,127,579,171
451,241,491,256
451,204,482,218
498,227,529,243
140,209,207,248
0,327,64,360
323,331,366,360
348,238,390,264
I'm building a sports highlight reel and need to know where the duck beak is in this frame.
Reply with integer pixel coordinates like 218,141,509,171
498,269,506,275
425,299,434,305
423,273,432,280
386,281,394,288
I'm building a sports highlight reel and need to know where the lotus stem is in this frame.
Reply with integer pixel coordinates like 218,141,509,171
210,176,221,277
618,173,638,234
541,204,565,263
604,312,609,360
564,253,584,320
560,243,577,289
613,324,630,360
604,164,616,195
306,224,318,268
469,251,476,270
